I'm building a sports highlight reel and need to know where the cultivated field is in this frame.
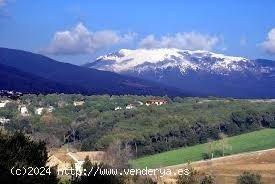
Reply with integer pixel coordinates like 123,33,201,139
162,148,275,184
132,129,275,169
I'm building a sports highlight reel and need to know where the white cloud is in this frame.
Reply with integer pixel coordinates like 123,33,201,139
261,28,275,54
43,23,136,55
139,32,219,51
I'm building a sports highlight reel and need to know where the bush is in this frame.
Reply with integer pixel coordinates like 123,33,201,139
237,171,263,184
213,149,223,157
201,175,216,184
71,161,122,184
270,120,275,128
202,153,211,160
176,166,200,184
0,132,58,184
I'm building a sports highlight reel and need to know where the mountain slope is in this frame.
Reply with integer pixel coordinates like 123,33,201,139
0,48,186,96
86,48,275,98
0,63,85,93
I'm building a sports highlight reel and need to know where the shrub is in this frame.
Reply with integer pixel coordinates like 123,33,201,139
71,161,122,184
237,171,263,184
0,132,59,184
176,166,200,184
202,153,211,160
201,175,216,184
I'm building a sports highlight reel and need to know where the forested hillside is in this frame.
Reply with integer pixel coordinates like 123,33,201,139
1,94,275,157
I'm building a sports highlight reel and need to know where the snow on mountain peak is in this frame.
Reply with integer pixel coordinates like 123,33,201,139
96,48,183,71
92,48,251,74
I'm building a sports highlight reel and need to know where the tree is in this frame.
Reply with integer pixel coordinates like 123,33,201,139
71,159,122,184
103,140,133,169
176,165,200,184
217,133,232,156
201,175,216,184
176,165,216,184
202,139,215,160
0,131,58,184
237,172,263,184
203,134,232,160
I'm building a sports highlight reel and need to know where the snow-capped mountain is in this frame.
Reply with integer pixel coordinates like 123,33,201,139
85,48,275,98
86,48,273,74
0,48,187,97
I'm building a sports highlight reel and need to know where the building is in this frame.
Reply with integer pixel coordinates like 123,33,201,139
145,99,168,106
0,100,10,108
18,105,29,116
0,117,10,125
35,107,45,115
73,101,85,106
114,106,122,111
47,150,105,173
126,104,135,109
48,106,54,112
35,106,55,115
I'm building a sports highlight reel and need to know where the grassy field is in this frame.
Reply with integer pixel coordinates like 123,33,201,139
132,128,275,169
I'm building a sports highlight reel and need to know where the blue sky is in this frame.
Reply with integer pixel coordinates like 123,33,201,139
1,0,275,64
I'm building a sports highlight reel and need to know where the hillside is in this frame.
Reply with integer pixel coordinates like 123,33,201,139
2,95,275,159
132,129,275,169
162,148,275,184
0,47,185,96
0,63,85,94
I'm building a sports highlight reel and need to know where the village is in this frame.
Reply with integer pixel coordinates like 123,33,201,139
0,97,168,126
0,95,168,172
1,93,275,184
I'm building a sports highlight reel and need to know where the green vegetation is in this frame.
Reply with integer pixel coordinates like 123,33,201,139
132,129,275,169
176,165,216,184
1,94,275,158
71,157,156,184
237,171,263,184
0,132,58,184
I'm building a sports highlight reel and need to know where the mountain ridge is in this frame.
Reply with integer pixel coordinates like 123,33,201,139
0,47,188,97
86,48,275,98
0,63,86,94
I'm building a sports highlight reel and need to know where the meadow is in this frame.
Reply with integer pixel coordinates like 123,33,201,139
132,128,275,169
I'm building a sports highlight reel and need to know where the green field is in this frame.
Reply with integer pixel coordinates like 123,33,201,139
132,128,275,169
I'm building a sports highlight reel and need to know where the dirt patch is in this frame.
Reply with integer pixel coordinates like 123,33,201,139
161,148,275,184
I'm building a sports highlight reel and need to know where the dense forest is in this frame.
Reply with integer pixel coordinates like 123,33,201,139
1,94,275,157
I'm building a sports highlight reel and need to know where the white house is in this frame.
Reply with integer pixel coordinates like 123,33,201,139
73,101,85,106
126,104,135,110
0,117,10,125
35,106,55,115
115,106,122,111
35,107,45,115
145,99,168,106
137,101,144,106
18,105,29,116
48,106,54,112
0,100,10,108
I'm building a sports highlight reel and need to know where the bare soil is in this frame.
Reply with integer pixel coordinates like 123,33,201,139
159,148,275,184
